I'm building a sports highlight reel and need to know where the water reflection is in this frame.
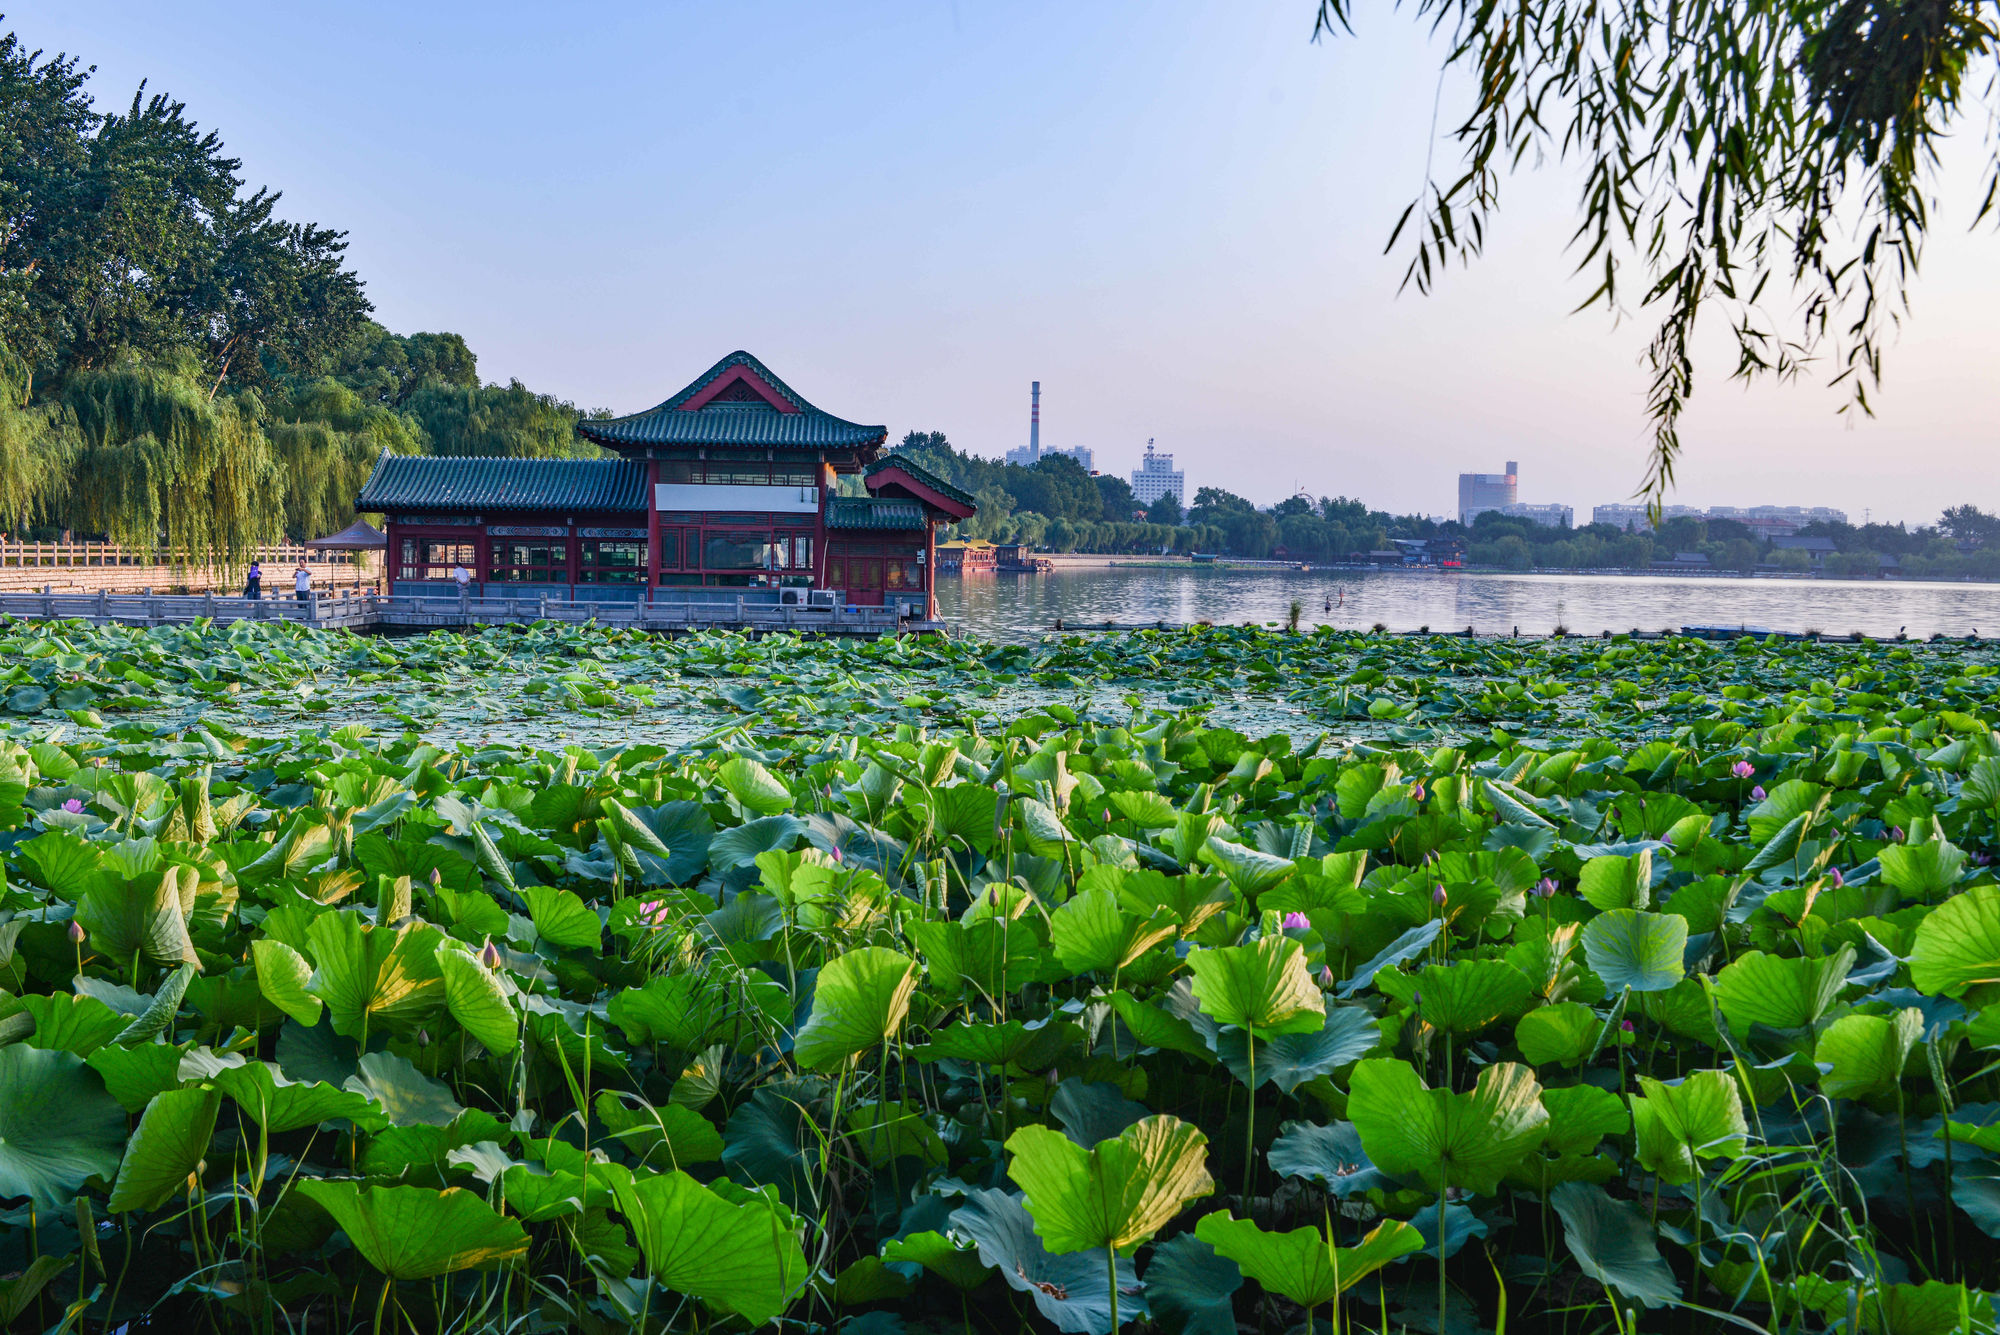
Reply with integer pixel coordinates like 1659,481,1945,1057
936,567,2000,642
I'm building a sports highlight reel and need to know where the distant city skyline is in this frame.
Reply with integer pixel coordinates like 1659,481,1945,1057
19,2,1993,527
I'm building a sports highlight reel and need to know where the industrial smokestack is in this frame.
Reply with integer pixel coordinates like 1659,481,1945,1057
1029,381,1041,459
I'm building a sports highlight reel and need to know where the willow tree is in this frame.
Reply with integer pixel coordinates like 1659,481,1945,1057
1311,0,1999,505
61,361,280,566
268,421,388,542
0,341,78,535
266,376,422,540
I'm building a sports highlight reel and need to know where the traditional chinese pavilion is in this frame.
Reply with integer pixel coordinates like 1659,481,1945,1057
357,351,976,618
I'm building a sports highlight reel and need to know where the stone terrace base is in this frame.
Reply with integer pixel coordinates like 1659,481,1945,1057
0,589,941,638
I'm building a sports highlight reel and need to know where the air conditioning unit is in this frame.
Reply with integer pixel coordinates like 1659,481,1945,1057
807,589,837,608
778,588,806,606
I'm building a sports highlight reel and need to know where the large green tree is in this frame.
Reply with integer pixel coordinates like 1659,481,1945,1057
1312,0,1998,503
0,33,368,395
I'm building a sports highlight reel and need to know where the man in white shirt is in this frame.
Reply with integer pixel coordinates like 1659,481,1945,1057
293,563,313,601
452,564,472,592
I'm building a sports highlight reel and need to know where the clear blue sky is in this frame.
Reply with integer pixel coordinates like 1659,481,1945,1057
18,2,1998,525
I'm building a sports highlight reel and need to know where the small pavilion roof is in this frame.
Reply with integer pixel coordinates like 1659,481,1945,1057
305,519,387,549
864,455,977,510
577,351,887,453
356,453,648,513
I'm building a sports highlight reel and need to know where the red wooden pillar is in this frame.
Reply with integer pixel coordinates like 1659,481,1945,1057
646,461,662,603
924,523,936,620
814,461,834,592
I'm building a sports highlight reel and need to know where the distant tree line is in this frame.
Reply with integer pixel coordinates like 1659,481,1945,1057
888,431,2000,579
1462,508,2000,579
0,30,599,560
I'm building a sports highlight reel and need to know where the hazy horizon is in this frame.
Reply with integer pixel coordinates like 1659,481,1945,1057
19,2,1997,527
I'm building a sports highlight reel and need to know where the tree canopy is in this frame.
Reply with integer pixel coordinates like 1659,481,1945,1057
1311,0,1999,505
0,29,598,560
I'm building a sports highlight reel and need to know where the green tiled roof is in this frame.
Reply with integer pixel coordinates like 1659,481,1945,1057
356,453,648,513
577,351,887,452
826,497,930,531
865,455,978,508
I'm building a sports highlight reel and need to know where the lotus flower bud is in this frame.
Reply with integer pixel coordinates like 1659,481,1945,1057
416,1028,430,1047
1409,783,1425,802
1535,877,1557,899
1316,966,1337,989
1830,866,1845,888
1660,831,1674,847
1751,785,1766,801
62,798,84,814
1889,826,1904,842
830,845,843,863
1432,885,1448,906
1282,911,1310,931
430,867,442,886
480,939,502,970
68,920,86,944
1621,1020,1635,1033
1731,760,1754,779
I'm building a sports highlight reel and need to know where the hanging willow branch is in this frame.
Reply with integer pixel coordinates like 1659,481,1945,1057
61,360,281,567
1312,0,2000,513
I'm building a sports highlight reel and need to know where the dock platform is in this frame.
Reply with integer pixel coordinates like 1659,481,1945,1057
0,588,941,638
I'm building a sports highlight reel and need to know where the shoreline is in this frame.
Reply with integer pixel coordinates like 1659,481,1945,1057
1009,553,2000,585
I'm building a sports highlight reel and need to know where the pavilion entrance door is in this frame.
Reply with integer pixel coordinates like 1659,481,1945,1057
847,557,883,605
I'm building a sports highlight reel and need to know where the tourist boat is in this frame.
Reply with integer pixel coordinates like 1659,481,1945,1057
934,540,997,574
994,543,1052,573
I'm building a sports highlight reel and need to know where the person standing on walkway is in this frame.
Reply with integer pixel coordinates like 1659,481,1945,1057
452,563,472,594
293,562,313,602
244,562,262,600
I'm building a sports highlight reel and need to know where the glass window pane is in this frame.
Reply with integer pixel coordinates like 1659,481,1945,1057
703,533,776,570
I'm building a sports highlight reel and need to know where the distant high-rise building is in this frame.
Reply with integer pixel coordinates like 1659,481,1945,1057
1458,461,1518,525
1591,502,1847,535
1130,439,1184,507
1048,444,1094,471
1500,502,1573,528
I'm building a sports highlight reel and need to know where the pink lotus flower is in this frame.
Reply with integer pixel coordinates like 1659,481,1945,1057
1535,877,1557,899
638,900,669,927
480,939,502,970
1620,1020,1635,1033
1750,785,1766,801
1409,783,1425,802
1432,885,1448,906
429,867,443,886
1316,966,1337,989
829,845,843,863
1731,761,1755,779
1282,911,1310,931
1889,826,1905,842
62,798,83,814
1660,831,1674,847
67,920,86,944
1830,867,1845,888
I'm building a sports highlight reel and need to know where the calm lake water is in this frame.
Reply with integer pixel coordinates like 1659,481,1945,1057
936,566,2000,641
